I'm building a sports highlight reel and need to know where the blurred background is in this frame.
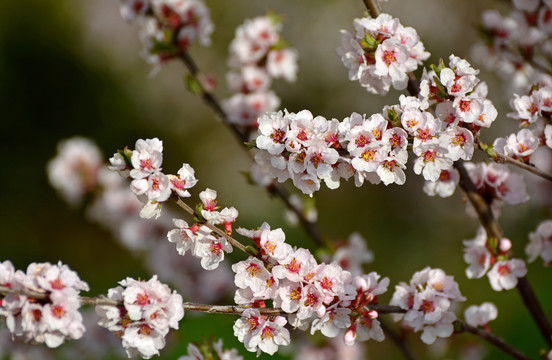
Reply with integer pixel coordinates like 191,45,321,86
1,0,551,359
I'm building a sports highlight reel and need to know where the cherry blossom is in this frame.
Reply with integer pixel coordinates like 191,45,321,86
487,259,527,291
96,275,184,359
0,261,89,348
464,302,498,328
526,220,552,265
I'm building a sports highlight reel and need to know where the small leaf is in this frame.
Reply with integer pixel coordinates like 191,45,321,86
185,75,202,95
117,147,133,167
149,38,178,56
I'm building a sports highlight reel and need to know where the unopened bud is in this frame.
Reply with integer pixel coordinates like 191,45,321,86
499,238,512,253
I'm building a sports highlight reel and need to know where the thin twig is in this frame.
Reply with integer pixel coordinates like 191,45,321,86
179,51,248,144
0,285,284,316
380,320,418,360
0,286,407,317
455,320,532,360
367,304,406,314
455,161,552,348
476,140,552,182
268,184,323,246
173,197,257,257
178,50,324,246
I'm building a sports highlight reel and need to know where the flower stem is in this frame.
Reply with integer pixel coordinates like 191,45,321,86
476,139,552,182
173,197,257,257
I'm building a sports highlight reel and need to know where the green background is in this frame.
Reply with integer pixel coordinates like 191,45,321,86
1,0,550,359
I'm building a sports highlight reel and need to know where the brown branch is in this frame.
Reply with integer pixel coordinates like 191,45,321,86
516,276,552,348
367,304,407,314
178,50,324,246
0,285,283,316
476,140,552,182
268,184,323,246
0,286,408,318
362,0,382,17
454,161,552,348
179,51,248,145
455,320,532,360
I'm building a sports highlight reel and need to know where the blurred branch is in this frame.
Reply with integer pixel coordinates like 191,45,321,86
454,160,552,348
380,320,418,360
455,320,532,360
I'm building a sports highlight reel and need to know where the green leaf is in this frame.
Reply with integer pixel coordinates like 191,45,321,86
432,75,447,97
185,75,202,95
117,147,133,167
267,10,283,27
245,245,259,256
360,33,378,51
195,204,205,222
272,38,289,51
149,37,178,56
387,108,400,127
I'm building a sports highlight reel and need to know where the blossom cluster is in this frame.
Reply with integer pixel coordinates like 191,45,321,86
48,137,234,304
390,267,465,344
526,219,552,266
109,138,198,220
95,275,184,359
178,339,243,360
464,162,529,214
110,138,241,271
119,0,213,73
473,0,552,91
493,85,552,164
337,13,430,95
47,137,104,206
223,15,298,129
464,302,498,328
253,54,502,196
463,227,527,291
0,261,89,348
231,222,389,355
167,188,238,270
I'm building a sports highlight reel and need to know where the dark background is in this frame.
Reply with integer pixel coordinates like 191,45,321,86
1,0,551,359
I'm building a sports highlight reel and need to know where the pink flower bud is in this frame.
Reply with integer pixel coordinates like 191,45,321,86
499,238,512,253
344,327,357,345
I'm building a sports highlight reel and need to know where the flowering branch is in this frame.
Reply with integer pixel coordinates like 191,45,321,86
455,320,532,360
455,160,552,347
179,50,248,144
0,285,404,317
173,197,258,257
477,139,552,182
176,48,324,246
